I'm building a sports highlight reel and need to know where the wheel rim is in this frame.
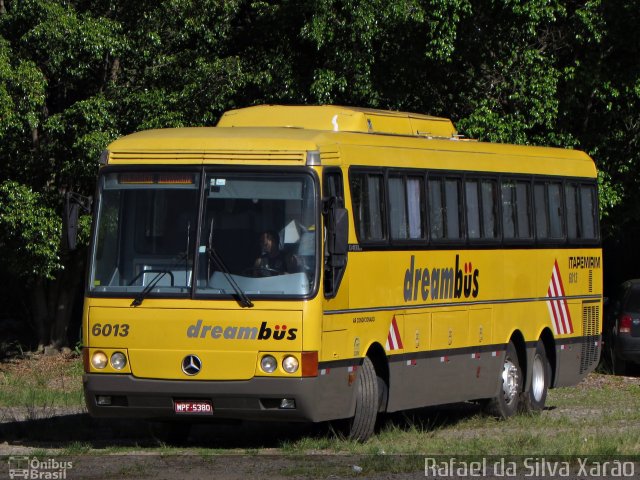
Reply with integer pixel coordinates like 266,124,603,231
501,358,519,405
531,353,546,402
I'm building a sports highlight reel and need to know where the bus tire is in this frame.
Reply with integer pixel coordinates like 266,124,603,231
486,341,522,419
348,357,379,442
521,340,550,413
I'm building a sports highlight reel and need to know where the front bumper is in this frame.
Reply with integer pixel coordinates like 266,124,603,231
83,373,353,423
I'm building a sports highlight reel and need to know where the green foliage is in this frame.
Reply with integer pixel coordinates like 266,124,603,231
0,0,638,305
0,181,61,280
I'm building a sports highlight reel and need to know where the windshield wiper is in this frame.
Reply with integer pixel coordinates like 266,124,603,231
131,221,192,307
130,269,172,307
207,220,253,308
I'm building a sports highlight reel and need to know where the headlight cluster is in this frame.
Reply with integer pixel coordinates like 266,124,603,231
260,354,299,374
91,351,128,370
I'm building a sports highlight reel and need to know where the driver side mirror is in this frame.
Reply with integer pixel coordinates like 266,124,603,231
324,198,348,298
62,191,92,252
328,207,348,256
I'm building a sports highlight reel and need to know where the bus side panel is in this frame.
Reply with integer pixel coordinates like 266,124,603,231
553,299,602,387
386,352,503,412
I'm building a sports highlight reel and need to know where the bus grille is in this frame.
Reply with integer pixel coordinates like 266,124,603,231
580,303,600,374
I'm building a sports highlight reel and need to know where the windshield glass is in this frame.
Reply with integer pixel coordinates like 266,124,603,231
197,173,317,297
90,172,200,294
89,170,318,299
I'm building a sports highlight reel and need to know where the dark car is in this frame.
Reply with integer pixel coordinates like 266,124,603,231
604,279,640,374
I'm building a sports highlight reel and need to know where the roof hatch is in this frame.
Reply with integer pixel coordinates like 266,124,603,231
217,105,457,139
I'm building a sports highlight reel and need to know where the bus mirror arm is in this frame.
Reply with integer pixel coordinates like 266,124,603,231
62,191,92,252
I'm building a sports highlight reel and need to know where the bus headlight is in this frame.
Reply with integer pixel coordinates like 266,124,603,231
91,351,108,369
261,355,277,373
282,355,299,374
110,352,127,370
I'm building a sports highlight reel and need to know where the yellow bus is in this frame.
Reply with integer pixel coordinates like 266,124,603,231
82,105,602,441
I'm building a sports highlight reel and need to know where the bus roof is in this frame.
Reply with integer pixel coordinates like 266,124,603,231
105,105,596,178
218,104,458,138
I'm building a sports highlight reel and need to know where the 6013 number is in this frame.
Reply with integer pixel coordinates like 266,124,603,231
91,323,130,337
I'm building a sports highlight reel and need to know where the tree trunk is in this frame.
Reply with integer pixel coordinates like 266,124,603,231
30,279,50,351
50,250,85,349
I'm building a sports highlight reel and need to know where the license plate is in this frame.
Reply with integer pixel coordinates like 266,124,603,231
174,400,213,415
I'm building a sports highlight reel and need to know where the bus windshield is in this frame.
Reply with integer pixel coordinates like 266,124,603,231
89,170,318,299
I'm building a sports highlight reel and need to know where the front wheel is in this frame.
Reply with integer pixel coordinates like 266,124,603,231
485,341,522,419
347,357,379,442
521,340,551,413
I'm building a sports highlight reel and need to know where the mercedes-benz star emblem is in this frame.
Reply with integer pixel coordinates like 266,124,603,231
181,355,202,376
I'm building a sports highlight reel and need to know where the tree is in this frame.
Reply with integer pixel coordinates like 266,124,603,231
0,0,123,350
0,0,638,350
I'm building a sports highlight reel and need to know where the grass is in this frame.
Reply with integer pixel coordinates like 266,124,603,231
1,354,639,462
0,353,84,410
272,373,640,458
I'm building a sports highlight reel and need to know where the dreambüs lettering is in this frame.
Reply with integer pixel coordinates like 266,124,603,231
187,319,297,340
403,254,479,302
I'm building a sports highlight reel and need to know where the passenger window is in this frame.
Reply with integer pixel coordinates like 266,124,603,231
501,180,531,239
388,175,425,241
428,176,462,241
566,183,579,239
515,181,531,238
350,171,386,242
468,178,498,241
566,182,598,241
465,180,481,239
580,185,597,239
548,182,563,239
444,178,462,240
481,179,498,239
428,178,444,240
535,181,565,241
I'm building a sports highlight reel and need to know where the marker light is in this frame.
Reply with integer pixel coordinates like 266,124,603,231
110,352,127,370
282,355,299,374
91,351,108,369
261,355,277,373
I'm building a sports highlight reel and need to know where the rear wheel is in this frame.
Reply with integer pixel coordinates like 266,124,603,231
348,357,379,442
521,340,551,413
485,342,522,419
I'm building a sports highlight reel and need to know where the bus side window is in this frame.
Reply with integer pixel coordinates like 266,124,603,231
580,184,598,240
350,170,386,242
428,177,444,239
480,178,499,239
566,182,599,241
388,174,425,242
534,182,549,240
501,179,532,241
548,182,564,239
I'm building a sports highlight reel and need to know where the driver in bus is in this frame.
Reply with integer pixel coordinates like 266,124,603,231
254,230,287,272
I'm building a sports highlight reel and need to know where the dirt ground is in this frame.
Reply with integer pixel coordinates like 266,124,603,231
1,355,639,479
